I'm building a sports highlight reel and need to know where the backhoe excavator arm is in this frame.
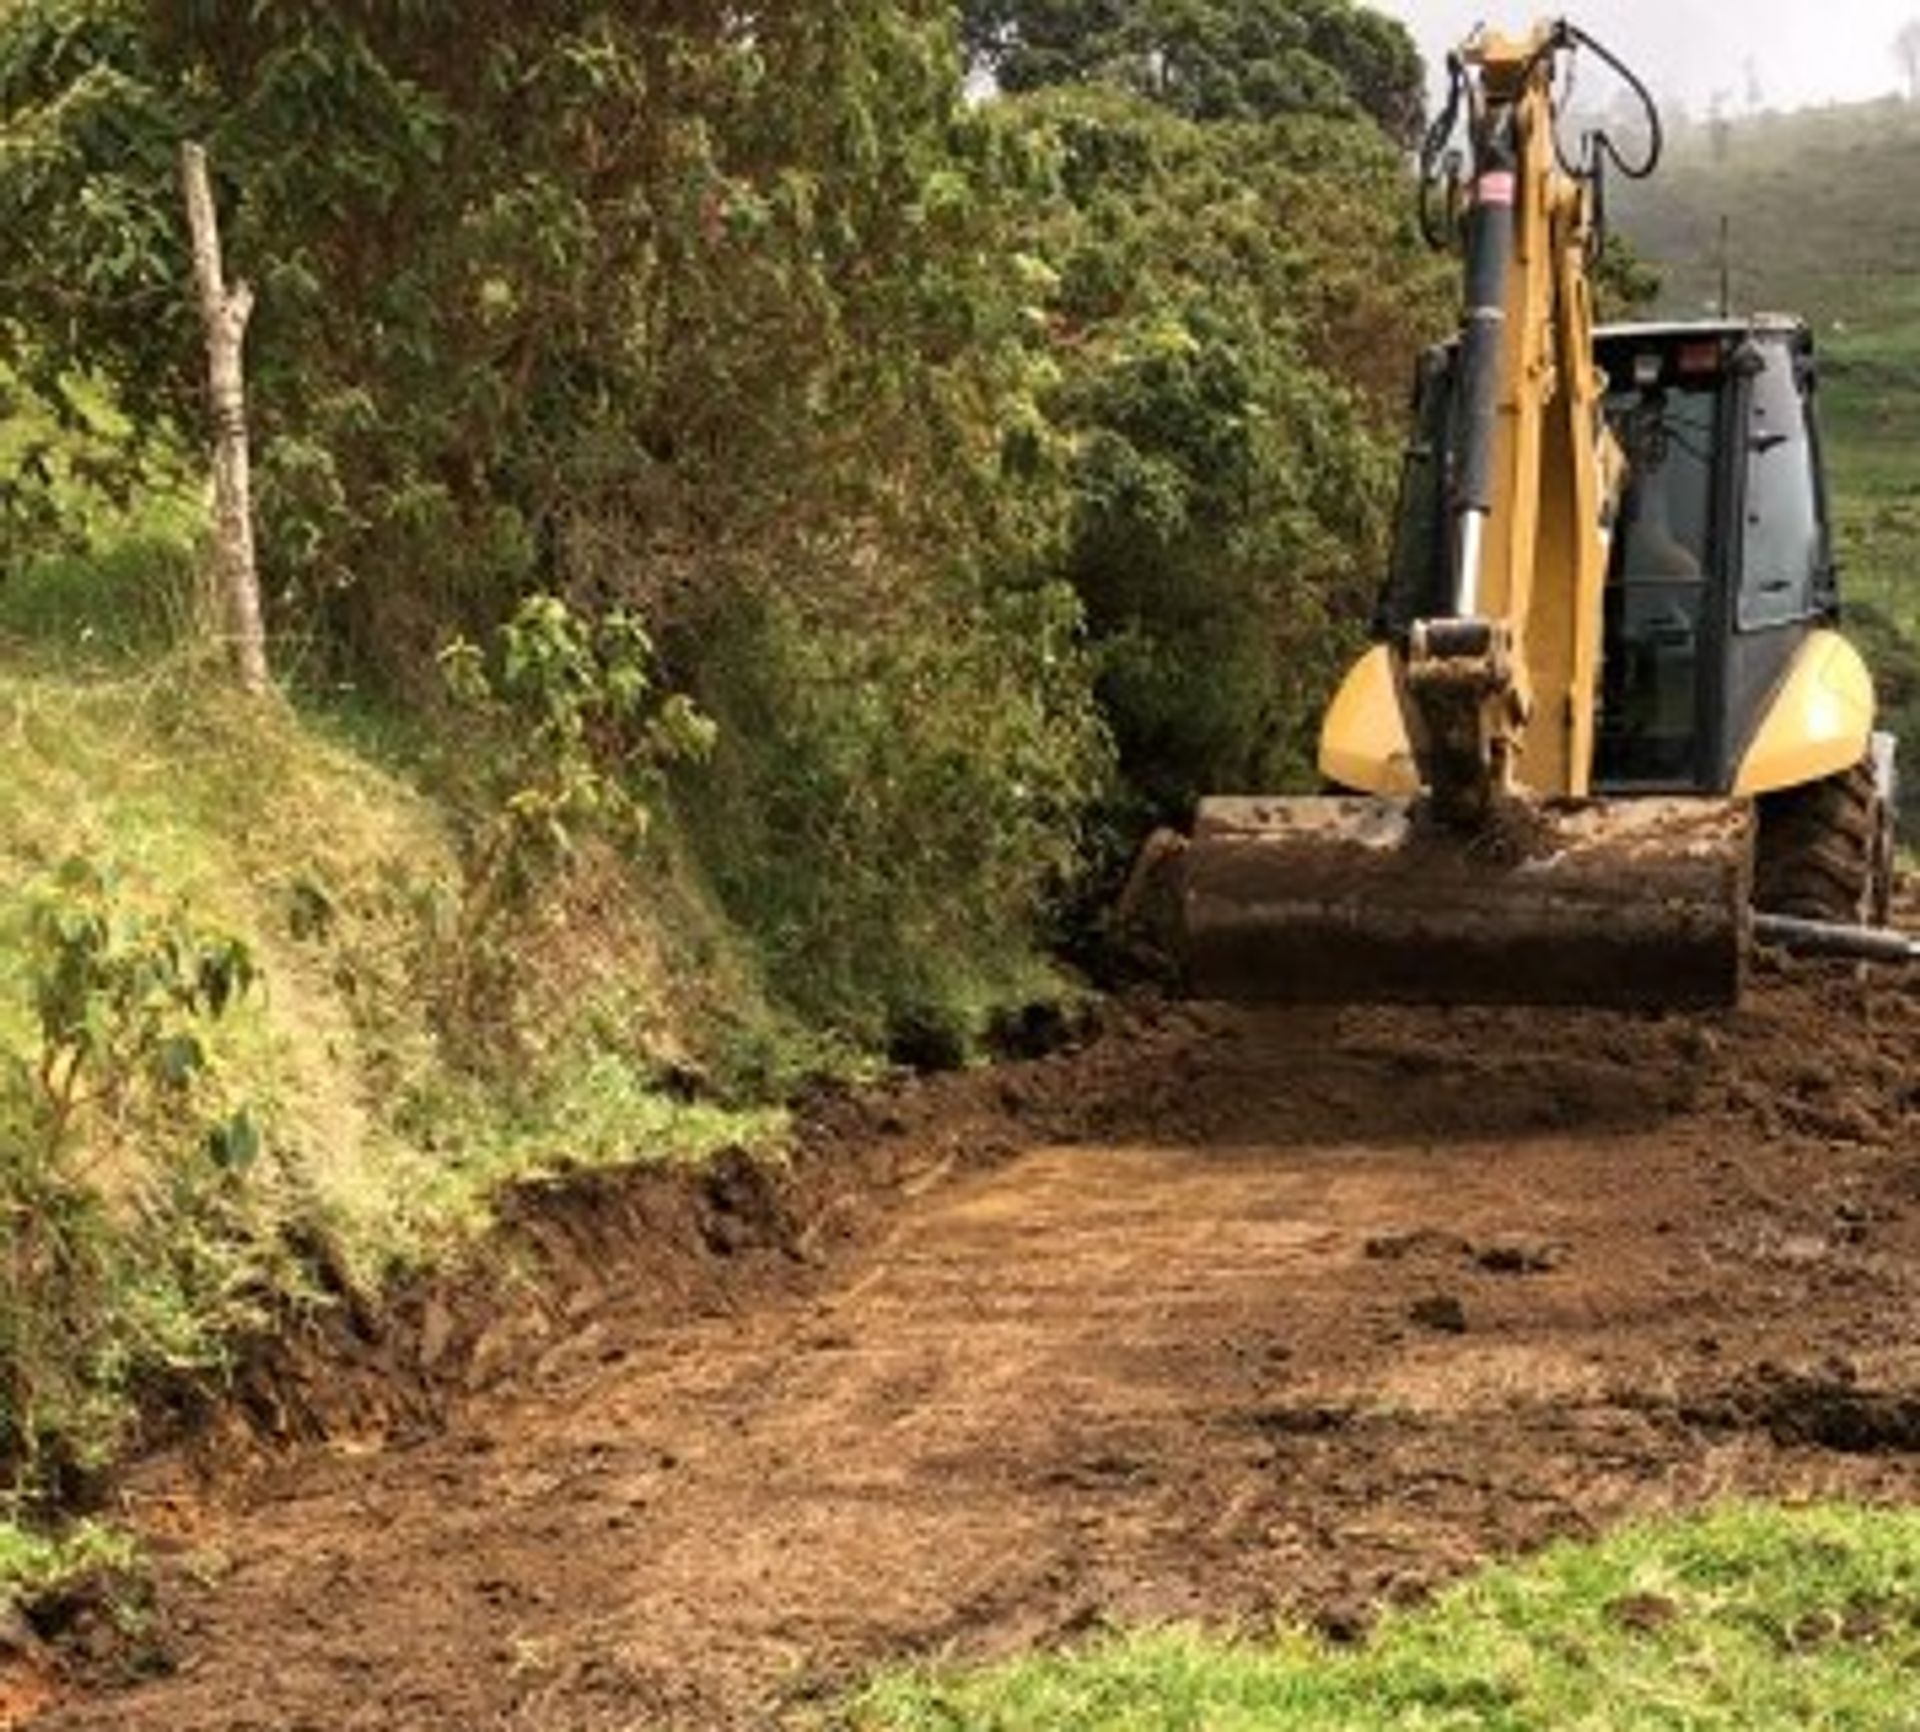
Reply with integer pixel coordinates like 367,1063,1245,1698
1401,23,1620,824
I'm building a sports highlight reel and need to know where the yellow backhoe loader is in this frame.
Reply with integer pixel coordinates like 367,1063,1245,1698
1141,18,1911,1008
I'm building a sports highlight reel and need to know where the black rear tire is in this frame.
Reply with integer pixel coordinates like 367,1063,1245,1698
1754,759,1886,925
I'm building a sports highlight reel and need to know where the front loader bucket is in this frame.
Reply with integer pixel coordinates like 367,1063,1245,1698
1174,794,1752,1009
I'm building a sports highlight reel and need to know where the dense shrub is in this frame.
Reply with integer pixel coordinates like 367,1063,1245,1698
994,86,1449,833
0,0,1446,1035
1,862,265,1500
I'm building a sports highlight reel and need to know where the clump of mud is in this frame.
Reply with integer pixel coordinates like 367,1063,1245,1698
1684,1366,1920,1454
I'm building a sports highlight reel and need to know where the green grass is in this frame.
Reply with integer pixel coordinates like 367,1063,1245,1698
0,658,795,1505
0,652,796,1240
0,528,204,663
1822,330,1920,651
0,654,790,1504
0,362,204,657
847,1504,1920,1731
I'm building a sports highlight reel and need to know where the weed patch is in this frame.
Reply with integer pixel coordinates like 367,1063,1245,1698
0,1518,134,1617
1,858,267,1499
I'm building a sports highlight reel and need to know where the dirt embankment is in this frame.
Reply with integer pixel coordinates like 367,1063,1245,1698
10,952,1918,1730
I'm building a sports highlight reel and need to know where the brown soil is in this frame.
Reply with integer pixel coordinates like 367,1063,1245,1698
19,953,1920,1731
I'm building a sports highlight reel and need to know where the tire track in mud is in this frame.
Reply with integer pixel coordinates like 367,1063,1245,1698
29,959,1920,1730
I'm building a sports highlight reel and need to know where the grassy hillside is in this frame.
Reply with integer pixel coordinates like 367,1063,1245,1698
0,492,804,1517
1616,97,1920,616
1615,100,1920,830
1618,100,1920,331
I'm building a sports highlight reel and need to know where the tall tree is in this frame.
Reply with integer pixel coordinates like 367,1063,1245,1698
963,0,1425,146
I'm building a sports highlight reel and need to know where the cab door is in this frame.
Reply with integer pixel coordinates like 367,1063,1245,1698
1595,359,1727,790
1720,332,1835,781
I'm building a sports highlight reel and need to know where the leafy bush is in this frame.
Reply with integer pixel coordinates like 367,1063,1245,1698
2,861,264,1504
0,0,1455,1048
678,574,1110,1052
0,2,1042,686
434,593,716,1052
993,87,1448,838
0,2,1124,1039
0,1515,134,1616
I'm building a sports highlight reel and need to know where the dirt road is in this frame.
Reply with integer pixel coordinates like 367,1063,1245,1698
27,957,1920,1729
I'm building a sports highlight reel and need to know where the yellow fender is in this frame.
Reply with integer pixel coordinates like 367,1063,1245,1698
1319,645,1420,796
1322,630,1874,800
1733,629,1877,798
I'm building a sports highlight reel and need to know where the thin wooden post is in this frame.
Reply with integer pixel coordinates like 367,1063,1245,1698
181,141,269,694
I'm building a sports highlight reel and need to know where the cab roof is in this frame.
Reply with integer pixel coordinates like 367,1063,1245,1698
1597,314,1809,345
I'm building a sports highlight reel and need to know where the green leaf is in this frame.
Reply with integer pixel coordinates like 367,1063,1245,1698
153,1032,206,1089
206,1108,262,1173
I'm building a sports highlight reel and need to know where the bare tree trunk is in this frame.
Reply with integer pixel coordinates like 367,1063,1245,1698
181,141,269,695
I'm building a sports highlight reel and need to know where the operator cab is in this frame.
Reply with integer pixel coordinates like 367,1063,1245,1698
1593,317,1835,793
1372,315,1838,798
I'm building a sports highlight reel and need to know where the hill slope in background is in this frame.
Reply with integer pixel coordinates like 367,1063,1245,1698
1617,98,1920,330
1614,99,1920,830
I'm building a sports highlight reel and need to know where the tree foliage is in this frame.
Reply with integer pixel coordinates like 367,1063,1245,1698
0,0,1448,1037
963,0,1426,145
989,83,1449,825
1,5,1060,658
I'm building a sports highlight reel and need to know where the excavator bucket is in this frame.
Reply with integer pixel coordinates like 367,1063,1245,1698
1172,794,1752,1009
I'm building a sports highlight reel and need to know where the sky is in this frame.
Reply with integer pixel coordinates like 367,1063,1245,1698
1370,1,1917,119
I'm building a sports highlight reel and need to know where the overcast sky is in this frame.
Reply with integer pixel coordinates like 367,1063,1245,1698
1370,2,1916,118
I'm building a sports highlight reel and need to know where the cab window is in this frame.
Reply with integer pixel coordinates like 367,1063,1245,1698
1597,382,1717,784
1740,347,1824,630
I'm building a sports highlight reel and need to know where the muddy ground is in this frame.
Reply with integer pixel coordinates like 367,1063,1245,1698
10,952,1918,1730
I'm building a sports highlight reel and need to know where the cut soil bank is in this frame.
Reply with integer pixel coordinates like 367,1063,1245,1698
21,953,1920,1730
